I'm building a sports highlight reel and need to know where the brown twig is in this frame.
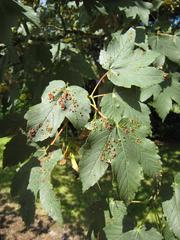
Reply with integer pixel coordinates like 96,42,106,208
50,121,68,146
90,72,107,97
90,104,107,119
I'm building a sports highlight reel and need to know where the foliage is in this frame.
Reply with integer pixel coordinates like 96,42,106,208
0,0,180,239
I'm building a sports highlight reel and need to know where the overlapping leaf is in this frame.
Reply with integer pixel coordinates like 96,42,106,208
99,28,163,88
141,73,180,120
100,87,150,126
79,123,110,192
163,173,180,239
39,182,63,224
25,80,91,142
0,0,39,43
103,200,162,240
121,227,163,240
119,0,153,25
80,119,161,201
149,33,180,65
39,149,63,224
103,200,127,240
163,223,178,240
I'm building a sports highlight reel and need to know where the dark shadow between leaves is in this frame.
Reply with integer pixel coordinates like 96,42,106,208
3,132,35,168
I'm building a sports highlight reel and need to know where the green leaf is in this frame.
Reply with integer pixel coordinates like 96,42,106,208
99,29,163,88
153,73,180,120
121,227,163,240
163,173,180,239
100,87,150,126
139,138,161,176
140,84,162,102
13,0,40,26
163,223,178,240
104,200,127,240
41,149,63,175
65,85,91,129
79,124,110,192
80,119,161,200
142,73,180,120
149,33,180,65
25,80,91,141
119,0,153,25
27,166,41,198
39,181,63,224
112,125,143,201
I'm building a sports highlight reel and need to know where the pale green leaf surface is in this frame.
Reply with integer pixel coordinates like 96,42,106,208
25,80,91,141
40,182,63,224
99,29,163,88
153,73,180,120
163,223,178,240
27,167,41,198
99,28,135,70
104,200,127,240
65,86,91,129
14,0,40,26
100,87,150,125
25,101,65,142
112,126,143,201
163,173,180,239
149,34,180,65
42,149,63,176
119,0,153,25
80,119,161,200
79,127,110,192
139,139,161,176
121,227,163,240
140,84,161,102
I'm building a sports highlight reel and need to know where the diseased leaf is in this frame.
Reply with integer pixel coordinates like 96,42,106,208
25,80,91,142
163,173,180,239
65,85,91,129
80,119,161,201
112,126,143,201
39,181,63,224
104,200,127,240
79,124,110,192
100,87,150,126
121,227,163,240
99,29,163,88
